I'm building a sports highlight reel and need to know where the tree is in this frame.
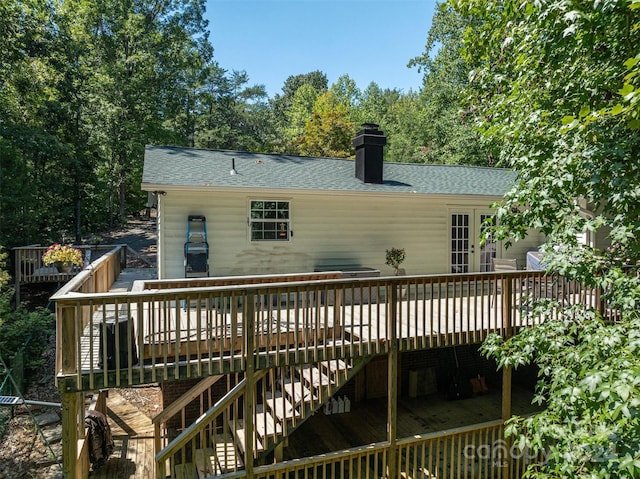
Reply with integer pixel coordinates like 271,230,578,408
270,71,328,152
75,0,212,225
192,66,268,151
357,82,402,128
409,2,487,165
452,0,640,476
0,0,86,247
284,83,319,152
296,90,354,158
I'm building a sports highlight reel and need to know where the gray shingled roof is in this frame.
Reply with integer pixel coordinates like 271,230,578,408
142,146,515,197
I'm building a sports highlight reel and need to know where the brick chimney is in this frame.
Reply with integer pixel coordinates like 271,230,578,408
353,123,386,184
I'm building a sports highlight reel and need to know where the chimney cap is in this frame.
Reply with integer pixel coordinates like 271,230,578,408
356,123,384,136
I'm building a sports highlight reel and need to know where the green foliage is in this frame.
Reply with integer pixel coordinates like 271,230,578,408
482,310,640,478
0,305,54,373
385,247,406,271
0,248,9,290
296,90,355,158
0,247,54,374
453,0,640,476
408,2,489,165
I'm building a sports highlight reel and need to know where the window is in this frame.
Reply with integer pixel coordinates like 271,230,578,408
450,213,470,273
250,200,290,241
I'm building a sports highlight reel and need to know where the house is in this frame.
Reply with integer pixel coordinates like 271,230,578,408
52,125,606,478
141,124,545,279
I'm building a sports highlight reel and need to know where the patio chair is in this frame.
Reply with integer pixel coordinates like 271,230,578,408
491,258,518,306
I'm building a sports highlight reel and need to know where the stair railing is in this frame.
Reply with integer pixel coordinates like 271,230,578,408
155,371,267,479
153,374,224,458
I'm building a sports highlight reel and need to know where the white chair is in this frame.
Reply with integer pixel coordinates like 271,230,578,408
492,258,518,306
492,258,517,272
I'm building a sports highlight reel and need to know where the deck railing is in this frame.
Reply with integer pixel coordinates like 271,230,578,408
52,270,604,393
242,419,534,479
13,244,127,304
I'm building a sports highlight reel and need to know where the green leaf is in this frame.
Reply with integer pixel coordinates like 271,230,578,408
619,84,635,97
578,105,590,118
610,104,624,115
624,57,640,69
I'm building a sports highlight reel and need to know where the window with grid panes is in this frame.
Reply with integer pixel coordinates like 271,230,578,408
250,201,290,241
451,213,469,273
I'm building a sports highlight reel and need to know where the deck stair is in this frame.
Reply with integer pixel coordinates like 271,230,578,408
163,358,372,477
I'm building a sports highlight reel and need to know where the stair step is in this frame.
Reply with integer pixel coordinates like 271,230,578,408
323,338,351,347
265,391,299,421
174,462,197,479
320,359,351,376
195,448,216,477
254,407,282,437
234,418,264,453
207,432,245,474
297,365,334,388
281,378,316,407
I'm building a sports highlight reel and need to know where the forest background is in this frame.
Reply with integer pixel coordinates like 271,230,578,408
0,0,481,253
2,1,640,477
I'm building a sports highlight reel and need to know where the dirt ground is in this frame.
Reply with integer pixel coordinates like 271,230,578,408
0,216,162,479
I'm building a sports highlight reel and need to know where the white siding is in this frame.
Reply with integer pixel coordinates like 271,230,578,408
157,190,546,279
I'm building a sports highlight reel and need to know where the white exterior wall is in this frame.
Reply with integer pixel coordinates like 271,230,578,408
157,189,545,279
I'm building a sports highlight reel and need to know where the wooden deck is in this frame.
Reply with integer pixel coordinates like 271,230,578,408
282,385,541,460
90,390,154,479
89,384,541,479
53,261,607,479
78,286,589,374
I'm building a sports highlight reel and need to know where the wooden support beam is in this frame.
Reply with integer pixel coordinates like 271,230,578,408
60,305,77,377
61,392,79,479
244,294,256,477
387,283,398,479
501,277,514,479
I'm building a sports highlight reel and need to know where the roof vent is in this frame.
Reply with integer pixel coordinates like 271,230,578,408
353,123,386,184
230,157,238,176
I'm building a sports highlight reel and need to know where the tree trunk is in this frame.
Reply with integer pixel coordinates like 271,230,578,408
118,150,127,225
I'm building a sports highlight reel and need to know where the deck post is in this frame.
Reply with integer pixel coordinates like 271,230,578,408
387,282,398,478
501,277,514,479
244,293,256,477
14,248,22,305
61,391,79,479
60,304,78,376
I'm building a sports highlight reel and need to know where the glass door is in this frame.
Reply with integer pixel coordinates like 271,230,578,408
449,210,496,273
477,212,496,272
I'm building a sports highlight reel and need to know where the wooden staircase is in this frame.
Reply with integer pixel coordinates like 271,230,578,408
162,354,372,478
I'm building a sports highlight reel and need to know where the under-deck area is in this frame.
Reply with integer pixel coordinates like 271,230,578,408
89,381,541,479
281,383,541,461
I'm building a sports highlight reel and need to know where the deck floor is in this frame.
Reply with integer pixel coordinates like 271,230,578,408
282,385,541,460
90,390,154,479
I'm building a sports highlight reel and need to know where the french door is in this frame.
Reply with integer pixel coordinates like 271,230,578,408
450,210,496,273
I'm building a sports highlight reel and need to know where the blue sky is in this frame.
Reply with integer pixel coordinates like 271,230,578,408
204,1,438,98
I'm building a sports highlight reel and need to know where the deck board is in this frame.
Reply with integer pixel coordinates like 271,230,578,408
89,390,154,479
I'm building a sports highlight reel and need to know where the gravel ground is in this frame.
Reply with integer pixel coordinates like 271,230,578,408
0,216,160,478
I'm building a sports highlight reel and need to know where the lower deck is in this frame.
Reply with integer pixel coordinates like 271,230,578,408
90,383,540,479
286,385,540,460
